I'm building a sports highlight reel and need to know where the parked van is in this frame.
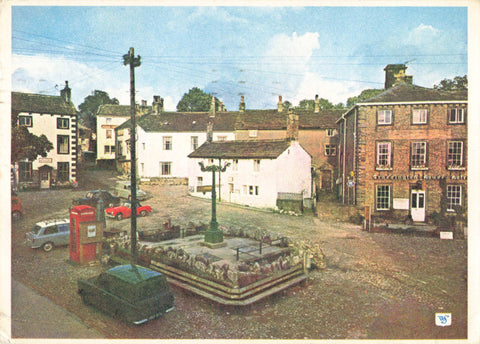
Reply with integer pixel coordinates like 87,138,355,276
25,219,70,252
115,181,147,201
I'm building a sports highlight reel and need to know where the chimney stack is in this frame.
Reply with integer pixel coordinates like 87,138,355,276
153,95,164,115
277,95,283,112
384,64,413,89
60,80,71,103
286,109,299,141
206,121,213,143
210,96,216,116
239,96,245,112
314,94,320,113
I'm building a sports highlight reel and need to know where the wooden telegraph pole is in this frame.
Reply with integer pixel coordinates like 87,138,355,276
123,47,141,264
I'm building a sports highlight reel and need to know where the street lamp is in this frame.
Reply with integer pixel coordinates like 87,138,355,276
199,160,230,244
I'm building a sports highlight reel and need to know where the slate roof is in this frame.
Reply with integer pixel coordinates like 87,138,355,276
360,83,468,103
97,104,134,117
188,139,292,159
234,109,343,130
117,112,237,132
11,92,77,115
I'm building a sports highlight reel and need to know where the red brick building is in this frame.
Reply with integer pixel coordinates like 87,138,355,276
338,70,467,225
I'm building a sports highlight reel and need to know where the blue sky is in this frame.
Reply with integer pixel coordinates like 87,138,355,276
11,5,468,110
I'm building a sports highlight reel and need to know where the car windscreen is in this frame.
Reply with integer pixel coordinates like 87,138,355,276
32,225,42,235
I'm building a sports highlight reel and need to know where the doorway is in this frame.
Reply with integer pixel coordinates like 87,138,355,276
411,190,426,222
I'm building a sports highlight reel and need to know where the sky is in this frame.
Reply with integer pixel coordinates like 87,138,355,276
10,4,468,111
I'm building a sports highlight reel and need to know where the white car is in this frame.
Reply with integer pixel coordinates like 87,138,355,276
114,181,147,201
25,219,70,252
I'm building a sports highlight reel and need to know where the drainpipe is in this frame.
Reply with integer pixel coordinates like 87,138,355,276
218,158,221,202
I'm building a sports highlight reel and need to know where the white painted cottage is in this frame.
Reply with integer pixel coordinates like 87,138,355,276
187,139,312,210
115,111,236,178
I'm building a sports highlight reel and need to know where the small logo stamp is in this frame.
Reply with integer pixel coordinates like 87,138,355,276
435,313,452,327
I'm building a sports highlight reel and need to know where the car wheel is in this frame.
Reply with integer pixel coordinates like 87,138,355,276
12,211,22,221
140,210,147,217
116,213,123,221
42,242,54,252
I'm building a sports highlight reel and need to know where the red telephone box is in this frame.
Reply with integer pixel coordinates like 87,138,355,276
70,205,104,264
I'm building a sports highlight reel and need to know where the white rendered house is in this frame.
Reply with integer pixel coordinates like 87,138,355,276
188,139,312,210
115,112,236,178
12,83,78,189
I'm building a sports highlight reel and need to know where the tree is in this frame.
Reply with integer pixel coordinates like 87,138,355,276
434,75,468,91
346,89,384,108
11,124,53,163
78,90,119,130
176,87,220,112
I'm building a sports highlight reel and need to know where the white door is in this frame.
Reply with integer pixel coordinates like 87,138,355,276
411,190,426,222
228,183,234,202
40,171,50,189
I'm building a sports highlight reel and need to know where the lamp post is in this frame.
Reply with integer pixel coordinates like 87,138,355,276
199,160,230,244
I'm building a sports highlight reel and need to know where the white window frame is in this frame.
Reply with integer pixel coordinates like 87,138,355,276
19,115,32,127
197,176,203,186
106,129,112,139
232,159,238,171
217,136,227,142
57,117,69,129
191,136,198,151
376,185,391,210
411,141,427,169
447,141,463,168
325,144,336,156
160,162,172,176
449,108,465,124
377,110,392,125
253,159,260,172
326,129,335,137
249,130,258,138
412,109,428,124
163,136,172,150
446,185,462,211
376,142,392,168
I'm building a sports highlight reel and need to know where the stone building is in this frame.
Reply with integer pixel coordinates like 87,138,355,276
338,66,467,226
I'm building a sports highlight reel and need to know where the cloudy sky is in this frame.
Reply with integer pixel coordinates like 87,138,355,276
10,4,468,111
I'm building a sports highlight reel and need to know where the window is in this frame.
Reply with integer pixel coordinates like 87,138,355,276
106,117,112,124
325,144,336,156
217,136,227,141
447,185,462,211
57,117,69,129
106,129,112,139
411,142,427,168
57,162,69,182
412,109,427,124
255,186,259,196
249,185,254,195
253,159,260,172
326,129,335,137
19,161,32,181
163,136,172,150
376,185,390,210
249,130,257,138
376,142,392,168
232,159,238,171
197,176,203,186
243,185,248,194
141,163,144,174
191,136,198,151
104,145,115,154
447,141,464,168
19,115,32,127
160,162,171,176
377,110,392,125
449,108,465,124
57,135,69,154
44,225,59,235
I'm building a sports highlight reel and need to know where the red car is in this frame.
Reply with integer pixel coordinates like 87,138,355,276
105,201,152,221
11,192,23,220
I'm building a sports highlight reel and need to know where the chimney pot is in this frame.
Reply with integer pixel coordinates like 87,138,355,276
277,95,283,112
239,96,246,112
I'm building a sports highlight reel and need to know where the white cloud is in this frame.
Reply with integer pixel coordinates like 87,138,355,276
406,24,439,47
12,54,129,107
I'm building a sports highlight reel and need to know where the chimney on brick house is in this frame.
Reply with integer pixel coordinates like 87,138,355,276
210,96,216,116
239,95,245,112
60,81,71,102
152,95,164,115
286,109,299,141
277,95,284,112
384,64,413,89
314,94,320,113
220,101,226,112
